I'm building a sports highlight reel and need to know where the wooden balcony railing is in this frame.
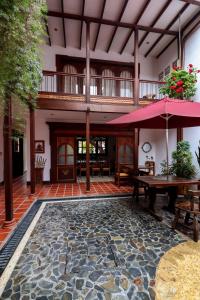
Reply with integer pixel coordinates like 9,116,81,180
39,70,165,102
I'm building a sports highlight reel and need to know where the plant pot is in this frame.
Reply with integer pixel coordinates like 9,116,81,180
35,167,44,184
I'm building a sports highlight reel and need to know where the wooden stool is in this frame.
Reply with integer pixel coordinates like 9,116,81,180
172,190,200,242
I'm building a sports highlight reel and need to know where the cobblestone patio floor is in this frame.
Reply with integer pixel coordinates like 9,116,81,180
0,198,186,300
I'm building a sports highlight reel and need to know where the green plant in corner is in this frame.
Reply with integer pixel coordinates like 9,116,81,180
171,141,196,179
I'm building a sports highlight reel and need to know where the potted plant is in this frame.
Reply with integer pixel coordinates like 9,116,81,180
160,64,200,99
35,156,47,184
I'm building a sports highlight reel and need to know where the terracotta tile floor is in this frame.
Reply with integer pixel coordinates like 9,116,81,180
0,181,132,248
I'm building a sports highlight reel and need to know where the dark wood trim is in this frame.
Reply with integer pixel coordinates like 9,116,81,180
3,96,13,221
183,20,200,43
61,0,67,48
138,0,172,51
44,18,51,46
47,11,178,35
179,0,200,6
134,28,139,104
177,128,183,142
93,0,106,51
86,110,90,191
133,128,139,170
79,0,85,49
144,3,189,57
86,22,90,104
156,36,177,58
120,0,151,55
182,9,200,33
30,107,36,194
106,0,129,53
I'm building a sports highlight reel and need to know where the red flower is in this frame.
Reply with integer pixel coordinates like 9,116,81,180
170,85,176,90
176,87,184,93
198,70,200,73
189,69,193,73
173,66,178,71
189,64,193,68
172,77,176,81
177,80,183,86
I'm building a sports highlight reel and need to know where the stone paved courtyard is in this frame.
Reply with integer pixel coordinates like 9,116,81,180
0,198,186,299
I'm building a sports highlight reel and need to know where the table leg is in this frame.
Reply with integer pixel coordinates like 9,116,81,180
167,186,177,213
147,187,163,222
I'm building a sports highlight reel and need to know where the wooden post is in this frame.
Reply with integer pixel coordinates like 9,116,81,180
177,128,183,143
3,95,15,227
85,21,91,191
134,28,139,171
30,107,36,194
86,110,90,191
177,31,183,142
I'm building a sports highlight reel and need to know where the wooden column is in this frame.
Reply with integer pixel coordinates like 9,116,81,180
134,28,139,171
3,95,15,226
85,21,91,191
177,33,183,143
30,107,36,194
177,128,183,143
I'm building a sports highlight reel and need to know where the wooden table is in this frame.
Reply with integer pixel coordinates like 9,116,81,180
132,175,200,221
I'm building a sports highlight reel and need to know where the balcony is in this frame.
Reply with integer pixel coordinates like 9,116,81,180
39,71,165,106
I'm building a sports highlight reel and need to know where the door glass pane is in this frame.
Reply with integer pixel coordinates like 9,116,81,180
58,156,65,165
126,145,133,163
67,144,74,155
67,156,74,164
59,145,65,155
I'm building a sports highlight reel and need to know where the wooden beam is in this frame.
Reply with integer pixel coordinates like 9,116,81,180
119,0,151,54
133,128,139,171
183,19,200,42
93,0,106,51
61,0,67,48
44,18,51,46
86,110,90,191
3,96,14,225
86,22,90,191
47,11,178,35
177,128,183,142
137,0,172,51
106,0,129,52
30,107,36,194
144,3,189,57
179,0,200,6
79,0,85,49
156,9,200,58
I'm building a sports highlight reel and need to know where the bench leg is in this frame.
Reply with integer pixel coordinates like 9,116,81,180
193,215,199,242
172,209,180,229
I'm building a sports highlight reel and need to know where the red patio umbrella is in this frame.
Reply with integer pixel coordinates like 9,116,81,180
108,97,200,176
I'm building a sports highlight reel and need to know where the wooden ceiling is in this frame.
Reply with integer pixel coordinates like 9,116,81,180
45,0,200,58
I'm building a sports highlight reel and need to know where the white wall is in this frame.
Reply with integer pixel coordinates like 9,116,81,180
41,44,158,80
157,40,177,80
183,26,200,172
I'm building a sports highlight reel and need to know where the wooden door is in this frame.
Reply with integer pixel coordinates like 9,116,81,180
57,137,76,182
116,137,134,171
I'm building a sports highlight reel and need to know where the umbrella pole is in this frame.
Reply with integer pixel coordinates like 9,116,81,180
166,116,169,180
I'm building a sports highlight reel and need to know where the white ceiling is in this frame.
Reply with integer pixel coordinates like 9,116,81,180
36,109,123,124
46,0,200,57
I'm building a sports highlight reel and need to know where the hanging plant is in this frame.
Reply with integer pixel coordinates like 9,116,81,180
160,64,200,99
0,0,47,111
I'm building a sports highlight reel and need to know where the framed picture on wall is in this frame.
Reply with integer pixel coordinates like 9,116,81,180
35,140,45,153
164,65,170,76
159,71,164,81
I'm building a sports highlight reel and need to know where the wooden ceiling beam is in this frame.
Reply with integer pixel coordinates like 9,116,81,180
179,0,200,6
61,0,67,48
106,0,129,53
93,0,106,51
47,11,178,35
79,0,85,49
137,0,172,53
156,9,200,58
119,0,151,55
144,3,189,57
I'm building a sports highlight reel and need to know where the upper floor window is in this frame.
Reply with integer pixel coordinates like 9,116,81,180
63,64,78,94
120,70,133,97
102,69,116,97
83,67,97,95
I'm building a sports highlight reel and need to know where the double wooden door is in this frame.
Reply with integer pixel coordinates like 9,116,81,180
57,137,76,182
